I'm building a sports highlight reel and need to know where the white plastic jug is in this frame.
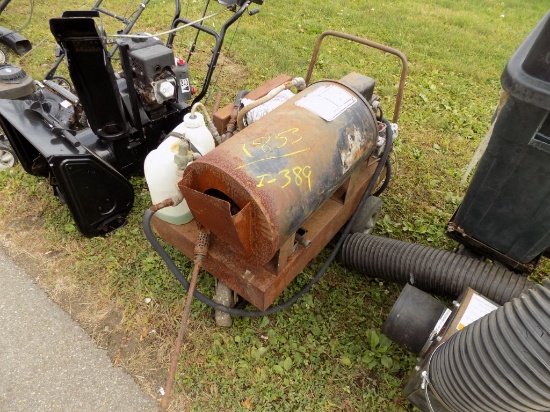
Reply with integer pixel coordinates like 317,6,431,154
144,112,215,224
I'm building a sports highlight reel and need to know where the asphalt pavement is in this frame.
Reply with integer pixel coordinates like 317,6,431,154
0,246,158,412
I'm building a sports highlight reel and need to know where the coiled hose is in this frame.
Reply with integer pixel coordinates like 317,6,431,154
429,280,550,412
341,233,534,305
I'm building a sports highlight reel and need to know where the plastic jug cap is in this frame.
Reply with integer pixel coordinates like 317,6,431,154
184,112,205,128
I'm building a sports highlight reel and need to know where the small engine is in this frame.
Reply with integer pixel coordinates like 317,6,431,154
123,36,192,115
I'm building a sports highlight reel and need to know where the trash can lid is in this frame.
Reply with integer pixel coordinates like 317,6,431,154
501,11,550,111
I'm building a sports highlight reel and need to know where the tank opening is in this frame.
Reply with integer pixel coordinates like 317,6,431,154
204,188,241,216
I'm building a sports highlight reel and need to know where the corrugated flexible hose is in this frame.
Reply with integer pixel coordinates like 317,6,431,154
340,233,534,305
429,280,550,412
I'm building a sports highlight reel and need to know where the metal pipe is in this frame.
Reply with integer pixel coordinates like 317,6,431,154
159,227,210,411
0,0,12,15
305,31,408,124
106,0,150,57
94,7,130,24
236,77,305,130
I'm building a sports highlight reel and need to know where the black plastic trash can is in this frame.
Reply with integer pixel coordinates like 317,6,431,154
448,11,550,273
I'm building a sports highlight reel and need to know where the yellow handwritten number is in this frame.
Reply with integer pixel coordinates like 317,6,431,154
292,167,303,186
275,131,288,149
242,143,253,158
302,166,312,191
279,169,292,188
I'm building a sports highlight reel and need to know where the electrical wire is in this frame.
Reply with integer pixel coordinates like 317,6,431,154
143,118,395,317
183,0,211,63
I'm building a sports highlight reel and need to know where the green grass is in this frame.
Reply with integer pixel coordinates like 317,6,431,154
0,0,549,410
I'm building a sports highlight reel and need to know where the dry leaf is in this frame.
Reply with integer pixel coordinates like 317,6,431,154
113,350,121,367
139,327,149,341
241,397,251,409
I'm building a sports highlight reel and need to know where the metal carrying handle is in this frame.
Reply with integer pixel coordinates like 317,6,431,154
305,30,408,124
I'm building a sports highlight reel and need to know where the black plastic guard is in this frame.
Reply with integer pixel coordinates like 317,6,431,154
49,17,129,141
50,155,134,237
0,97,134,237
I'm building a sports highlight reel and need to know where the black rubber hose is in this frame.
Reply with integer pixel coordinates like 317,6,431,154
429,280,550,412
143,119,394,316
341,233,534,305
372,158,391,197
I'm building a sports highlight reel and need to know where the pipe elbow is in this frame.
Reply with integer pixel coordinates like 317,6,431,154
292,77,306,91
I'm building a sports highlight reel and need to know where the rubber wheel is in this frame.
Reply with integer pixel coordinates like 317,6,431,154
52,75,75,94
349,196,383,235
0,140,17,171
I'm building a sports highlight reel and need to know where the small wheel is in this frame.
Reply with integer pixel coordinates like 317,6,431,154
213,280,235,327
0,140,17,171
52,75,75,94
349,196,383,235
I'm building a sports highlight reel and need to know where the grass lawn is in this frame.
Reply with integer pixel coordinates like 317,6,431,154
0,0,548,410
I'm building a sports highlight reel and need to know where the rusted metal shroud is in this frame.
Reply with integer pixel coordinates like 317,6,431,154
153,159,383,311
180,79,378,267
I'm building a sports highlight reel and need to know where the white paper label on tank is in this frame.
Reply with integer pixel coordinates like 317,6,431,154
295,85,357,122
456,294,499,331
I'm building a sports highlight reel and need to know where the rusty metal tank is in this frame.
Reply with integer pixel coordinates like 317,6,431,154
180,76,379,266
